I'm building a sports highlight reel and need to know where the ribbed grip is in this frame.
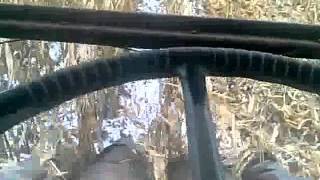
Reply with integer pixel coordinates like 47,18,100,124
0,47,319,133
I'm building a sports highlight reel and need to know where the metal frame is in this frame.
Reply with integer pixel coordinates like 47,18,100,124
0,4,320,180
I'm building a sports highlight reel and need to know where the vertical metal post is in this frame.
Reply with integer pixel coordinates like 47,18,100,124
179,65,224,180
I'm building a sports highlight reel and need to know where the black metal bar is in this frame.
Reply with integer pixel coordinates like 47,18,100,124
0,19,320,59
0,4,319,59
179,65,224,180
0,3,319,42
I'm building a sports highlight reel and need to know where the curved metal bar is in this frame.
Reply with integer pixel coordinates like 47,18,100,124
1,4,319,42
1,19,320,59
0,4,320,59
0,47,319,134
